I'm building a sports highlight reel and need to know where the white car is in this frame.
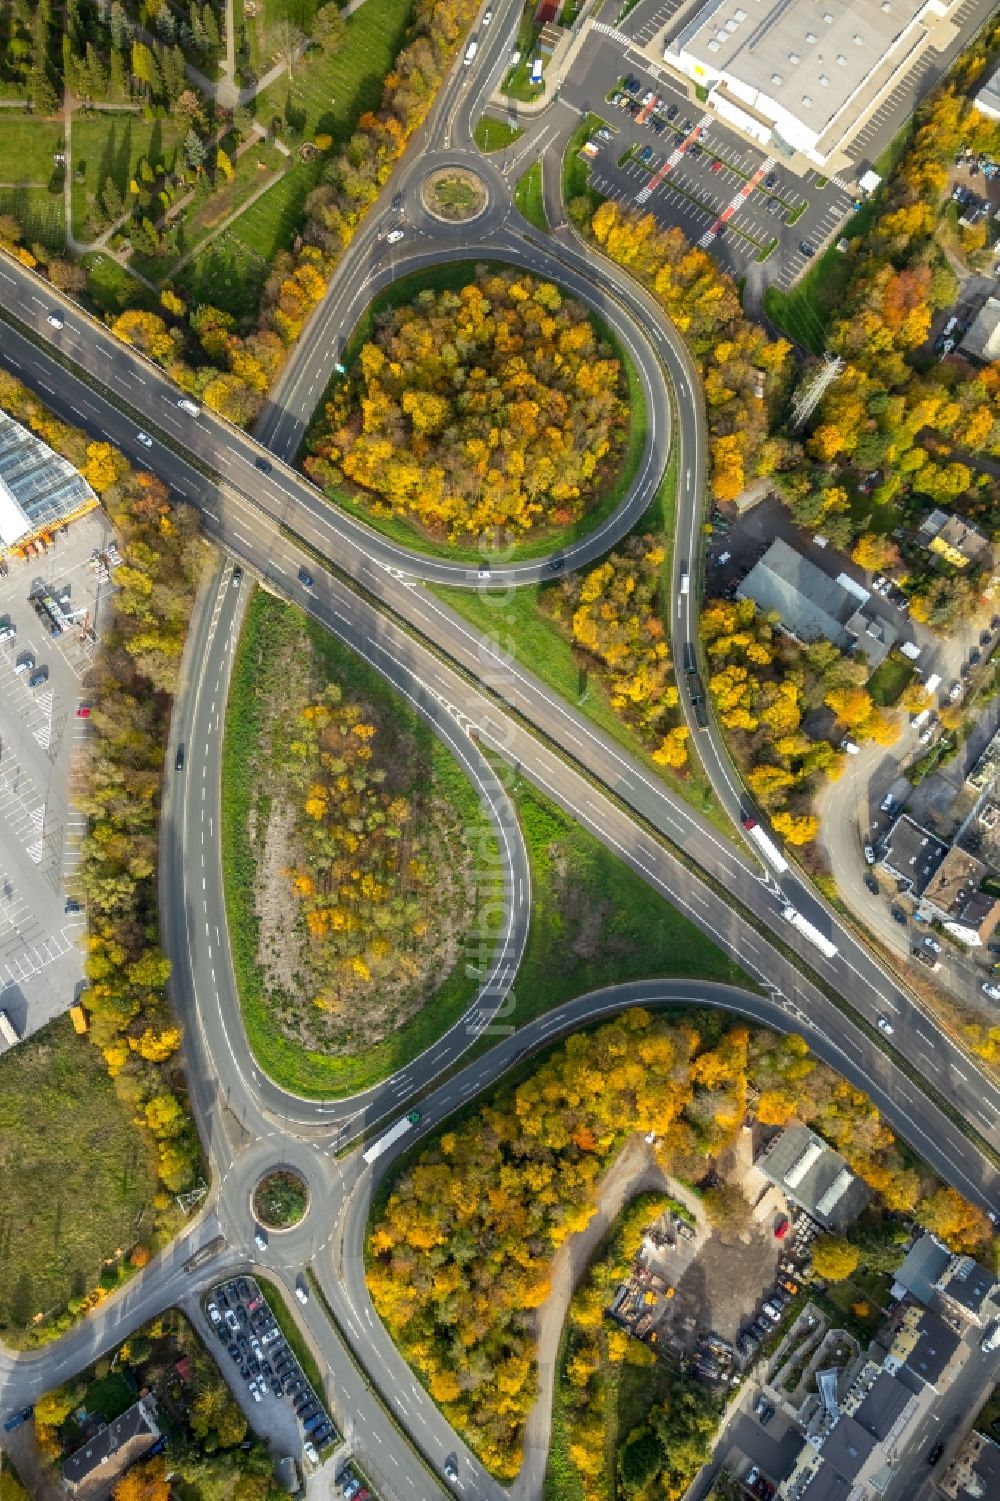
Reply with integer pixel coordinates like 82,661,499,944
746,1468,761,1488
386,228,404,244
949,681,962,700
47,312,64,329
924,936,942,954
250,1380,263,1403
981,981,1000,1001
863,844,875,864
207,1302,222,1324
295,1284,309,1305
302,1441,319,1467
483,6,493,20
880,792,895,813
225,1309,240,1333
177,397,201,417
13,655,33,675
876,1015,894,1035
254,1229,267,1251
136,431,153,448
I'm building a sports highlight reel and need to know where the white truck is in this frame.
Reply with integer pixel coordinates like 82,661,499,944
741,817,789,875
0,1009,20,1051
782,905,838,961
464,38,478,63
362,1110,421,1165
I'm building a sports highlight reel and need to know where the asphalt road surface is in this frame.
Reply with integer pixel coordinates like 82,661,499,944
2,15,1000,1495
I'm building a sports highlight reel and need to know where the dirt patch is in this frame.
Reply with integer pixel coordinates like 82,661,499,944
670,1223,781,1344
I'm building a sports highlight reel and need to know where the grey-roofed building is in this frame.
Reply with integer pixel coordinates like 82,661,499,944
737,539,896,668
921,847,1000,947
890,1233,951,1305
884,1306,963,1394
877,816,948,896
758,1123,868,1231
738,539,855,648
664,0,961,171
934,1255,999,1327
940,1432,1000,1500
974,61,1000,120
849,1367,916,1446
960,298,1000,366
0,405,98,550
63,1396,160,1493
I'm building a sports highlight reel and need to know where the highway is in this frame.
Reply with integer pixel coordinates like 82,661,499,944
1,10,999,1496
1,292,998,1160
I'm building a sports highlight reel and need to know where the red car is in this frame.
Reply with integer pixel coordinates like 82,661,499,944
75,705,91,718
774,1216,790,1239
711,159,723,172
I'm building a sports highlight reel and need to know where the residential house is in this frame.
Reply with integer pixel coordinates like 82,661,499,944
917,509,991,569
63,1396,160,1495
877,816,948,897
920,847,1000,947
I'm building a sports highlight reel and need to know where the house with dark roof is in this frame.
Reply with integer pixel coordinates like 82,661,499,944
940,1431,1000,1500
877,816,948,896
921,848,1000,948
917,509,991,569
758,1123,869,1231
737,539,897,670
63,1396,160,1494
890,1233,951,1305
934,1256,999,1328
883,1306,963,1394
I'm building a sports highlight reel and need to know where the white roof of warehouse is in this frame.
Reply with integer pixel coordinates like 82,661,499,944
674,0,937,141
0,475,30,546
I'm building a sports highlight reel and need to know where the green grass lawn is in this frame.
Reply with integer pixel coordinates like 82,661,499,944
255,0,411,142
867,654,914,707
0,185,65,251
82,250,160,317
506,773,748,1045
819,1270,893,1341
70,113,182,242
130,136,287,284
0,1015,159,1345
562,112,607,220
83,1370,135,1421
299,258,648,564
473,116,524,152
0,117,64,184
221,590,502,1098
428,452,729,832
513,159,547,231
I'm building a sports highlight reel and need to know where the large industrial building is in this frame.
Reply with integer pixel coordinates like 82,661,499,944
664,0,961,172
0,405,98,552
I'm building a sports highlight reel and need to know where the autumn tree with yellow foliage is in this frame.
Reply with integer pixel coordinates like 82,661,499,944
542,534,689,771
699,596,860,842
368,1011,992,1479
305,266,629,542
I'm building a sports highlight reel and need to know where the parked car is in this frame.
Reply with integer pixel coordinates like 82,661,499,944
923,936,942,953
863,844,875,863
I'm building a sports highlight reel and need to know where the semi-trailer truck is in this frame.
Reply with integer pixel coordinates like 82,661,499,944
362,1109,421,1165
741,817,789,875
782,905,838,960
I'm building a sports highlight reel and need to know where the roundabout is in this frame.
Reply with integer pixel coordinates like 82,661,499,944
419,164,489,223
252,1167,310,1231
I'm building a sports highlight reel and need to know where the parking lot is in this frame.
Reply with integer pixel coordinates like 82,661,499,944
561,36,854,290
205,1277,339,1466
0,509,116,1043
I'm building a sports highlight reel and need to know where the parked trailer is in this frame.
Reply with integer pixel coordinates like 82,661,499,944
362,1109,421,1165
741,817,789,875
782,905,838,960
0,1009,20,1050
